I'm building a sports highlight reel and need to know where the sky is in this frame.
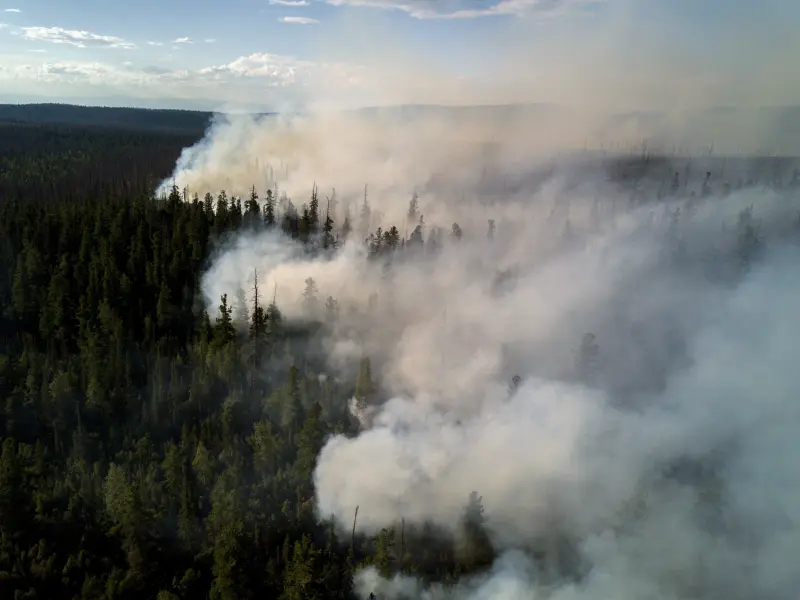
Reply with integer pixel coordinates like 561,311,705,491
0,0,796,111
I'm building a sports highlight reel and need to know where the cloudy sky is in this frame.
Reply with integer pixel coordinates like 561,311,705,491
0,0,795,111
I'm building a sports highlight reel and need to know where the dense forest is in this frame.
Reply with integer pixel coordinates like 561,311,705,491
0,104,213,134
0,113,509,600
1,105,800,600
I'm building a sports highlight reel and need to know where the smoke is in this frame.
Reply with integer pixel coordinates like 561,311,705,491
156,0,800,202
156,4,800,597
185,159,800,599
319,232,800,600
158,105,800,205
353,551,544,599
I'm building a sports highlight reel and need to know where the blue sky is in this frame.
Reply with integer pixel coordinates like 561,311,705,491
0,0,795,110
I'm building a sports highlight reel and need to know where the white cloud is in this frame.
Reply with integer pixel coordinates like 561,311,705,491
146,41,163,46
269,0,310,5
197,52,312,85
324,0,598,19
3,8,20,12
204,38,216,43
0,53,365,108
172,36,193,44
15,61,136,85
279,15,319,24
20,26,135,49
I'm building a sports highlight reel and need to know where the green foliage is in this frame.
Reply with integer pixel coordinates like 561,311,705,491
0,121,365,599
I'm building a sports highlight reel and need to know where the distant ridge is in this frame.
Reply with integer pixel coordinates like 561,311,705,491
2,101,800,154
0,103,214,133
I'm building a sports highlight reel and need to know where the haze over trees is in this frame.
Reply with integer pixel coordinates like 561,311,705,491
1,104,800,599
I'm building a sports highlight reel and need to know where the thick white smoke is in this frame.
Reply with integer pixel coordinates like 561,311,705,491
330,237,800,600
158,106,800,206
157,6,800,595
179,145,800,598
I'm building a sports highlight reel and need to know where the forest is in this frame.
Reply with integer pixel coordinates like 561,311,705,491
2,104,800,600
0,111,508,599
0,104,213,133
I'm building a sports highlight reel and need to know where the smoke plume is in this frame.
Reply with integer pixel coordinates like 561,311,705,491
157,4,800,597
170,150,800,598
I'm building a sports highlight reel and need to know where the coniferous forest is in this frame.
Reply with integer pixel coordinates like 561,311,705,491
2,105,800,600
0,109,499,600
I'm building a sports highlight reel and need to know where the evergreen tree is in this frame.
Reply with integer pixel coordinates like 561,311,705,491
323,197,335,250
455,491,493,571
309,185,320,234
213,294,236,347
245,185,261,227
303,277,319,316
407,192,419,223
341,212,352,244
354,357,375,411
264,189,276,228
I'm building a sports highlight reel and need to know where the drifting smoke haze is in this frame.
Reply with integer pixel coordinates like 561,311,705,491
157,3,800,598
169,152,800,599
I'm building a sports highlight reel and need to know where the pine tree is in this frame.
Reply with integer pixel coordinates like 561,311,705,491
374,527,395,578
325,296,339,322
249,269,268,370
359,185,371,240
264,189,276,228
407,192,419,223
341,212,352,244
456,491,493,572
282,200,298,238
309,184,320,234
295,401,323,488
354,357,375,411
245,185,261,226
282,535,320,600
409,224,424,247
303,277,319,316
213,294,236,347
282,365,303,432
233,286,249,329
301,205,312,241
323,196,335,250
